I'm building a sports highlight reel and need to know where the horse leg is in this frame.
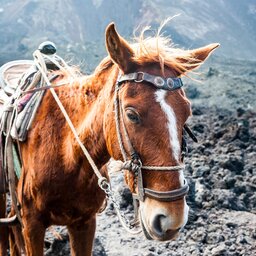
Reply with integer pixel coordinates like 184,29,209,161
68,216,96,256
0,194,8,256
21,214,46,256
9,224,23,256
8,207,24,256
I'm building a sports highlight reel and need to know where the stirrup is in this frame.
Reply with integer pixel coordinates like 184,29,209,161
0,214,19,226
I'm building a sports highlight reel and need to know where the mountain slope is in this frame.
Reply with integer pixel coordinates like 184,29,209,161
0,0,255,69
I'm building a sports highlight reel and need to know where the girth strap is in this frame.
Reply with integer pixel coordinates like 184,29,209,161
117,72,183,91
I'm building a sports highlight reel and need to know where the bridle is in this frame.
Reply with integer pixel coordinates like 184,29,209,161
114,71,194,203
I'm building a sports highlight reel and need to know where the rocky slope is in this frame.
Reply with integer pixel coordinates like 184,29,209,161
0,0,256,69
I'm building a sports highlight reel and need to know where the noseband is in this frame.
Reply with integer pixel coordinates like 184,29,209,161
114,71,191,203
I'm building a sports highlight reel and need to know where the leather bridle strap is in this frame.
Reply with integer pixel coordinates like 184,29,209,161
118,72,183,91
144,179,189,202
115,70,184,162
115,71,189,202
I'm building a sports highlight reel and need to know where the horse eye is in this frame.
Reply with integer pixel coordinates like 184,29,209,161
126,108,140,124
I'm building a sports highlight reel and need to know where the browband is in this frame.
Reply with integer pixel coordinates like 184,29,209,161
117,71,183,91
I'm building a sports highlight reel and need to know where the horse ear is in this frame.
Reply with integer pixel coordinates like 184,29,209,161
190,43,220,63
177,43,220,73
186,43,220,71
105,23,134,73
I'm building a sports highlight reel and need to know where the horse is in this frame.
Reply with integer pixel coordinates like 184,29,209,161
0,23,219,255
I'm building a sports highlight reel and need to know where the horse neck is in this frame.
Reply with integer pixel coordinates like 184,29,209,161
60,67,116,170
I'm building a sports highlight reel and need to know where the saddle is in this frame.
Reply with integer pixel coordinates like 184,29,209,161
0,42,60,194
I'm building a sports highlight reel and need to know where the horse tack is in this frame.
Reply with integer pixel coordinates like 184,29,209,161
114,71,192,203
0,44,64,226
0,136,6,194
117,72,184,91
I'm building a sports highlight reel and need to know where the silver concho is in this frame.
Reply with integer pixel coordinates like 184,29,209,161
167,78,174,89
154,76,165,88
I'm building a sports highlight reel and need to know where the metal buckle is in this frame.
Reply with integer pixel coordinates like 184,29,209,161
98,177,110,191
135,72,144,83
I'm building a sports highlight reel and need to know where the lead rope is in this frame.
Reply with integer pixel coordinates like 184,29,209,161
33,50,103,181
33,50,141,234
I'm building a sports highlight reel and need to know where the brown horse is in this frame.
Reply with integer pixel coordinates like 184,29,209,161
0,23,218,255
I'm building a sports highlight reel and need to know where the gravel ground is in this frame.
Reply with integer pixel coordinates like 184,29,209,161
45,105,256,256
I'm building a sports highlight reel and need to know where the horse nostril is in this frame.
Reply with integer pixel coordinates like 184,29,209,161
152,214,166,236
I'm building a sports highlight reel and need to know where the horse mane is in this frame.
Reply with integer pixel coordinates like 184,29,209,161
131,29,200,76
95,28,199,77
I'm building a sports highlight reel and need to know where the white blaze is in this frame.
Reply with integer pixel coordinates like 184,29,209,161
155,90,180,162
143,90,188,231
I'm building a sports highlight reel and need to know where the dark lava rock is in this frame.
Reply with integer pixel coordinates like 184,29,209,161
210,244,227,256
93,237,107,256
215,189,247,210
192,107,203,116
236,120,250,142
236,107,246,117
220,155,244,173
223,175,236,189
118,187,133,209
193,123,205,133
45,236,70,256
214,129,227,139
206,67,219,77
226,222,238,229
185,85,200,99
206,232,225,244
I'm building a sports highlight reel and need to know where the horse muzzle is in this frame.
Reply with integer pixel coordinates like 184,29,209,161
139,195,189,241
140,211,181,241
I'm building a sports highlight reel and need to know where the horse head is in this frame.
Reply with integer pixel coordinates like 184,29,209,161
103,23,219,241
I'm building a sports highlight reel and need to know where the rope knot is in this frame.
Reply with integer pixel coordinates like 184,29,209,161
122,159,142,176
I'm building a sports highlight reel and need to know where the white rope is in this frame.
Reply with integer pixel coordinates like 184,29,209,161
32,50,103,180
43,54,76,80
21,50,145,235
142,165,185,171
